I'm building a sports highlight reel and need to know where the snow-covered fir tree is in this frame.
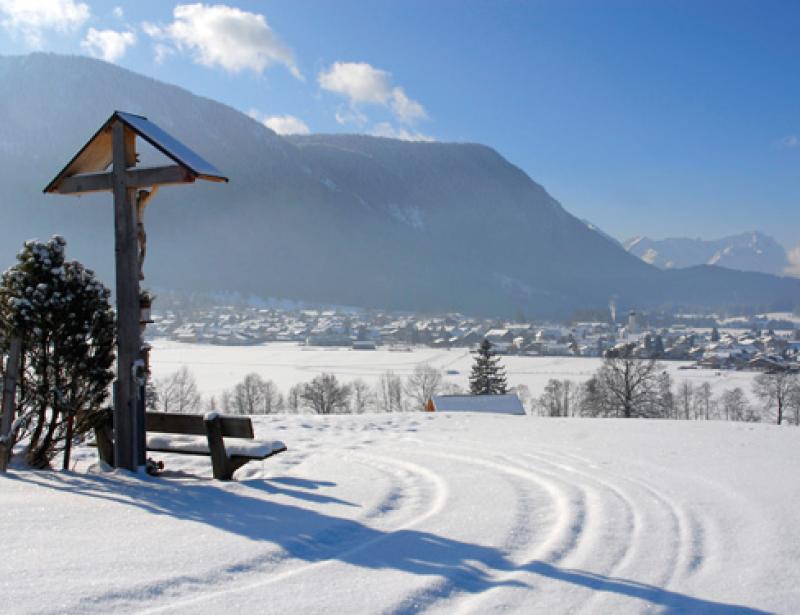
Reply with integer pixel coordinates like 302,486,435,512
0,237,115,468
469,339,508,395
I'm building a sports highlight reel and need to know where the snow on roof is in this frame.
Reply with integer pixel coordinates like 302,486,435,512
485,329,510,337
431,394,525,415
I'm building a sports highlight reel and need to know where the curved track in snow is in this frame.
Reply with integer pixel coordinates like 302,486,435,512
9,414,793,614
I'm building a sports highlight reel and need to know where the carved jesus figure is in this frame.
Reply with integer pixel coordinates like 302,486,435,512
135,187,158,280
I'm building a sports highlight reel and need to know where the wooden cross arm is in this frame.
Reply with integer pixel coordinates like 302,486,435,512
48,165,196,195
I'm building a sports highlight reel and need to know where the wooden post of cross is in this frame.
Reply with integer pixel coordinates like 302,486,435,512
110,120,142,470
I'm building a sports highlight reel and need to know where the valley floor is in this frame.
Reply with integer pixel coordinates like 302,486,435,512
3,414,798,614
148,339,758,403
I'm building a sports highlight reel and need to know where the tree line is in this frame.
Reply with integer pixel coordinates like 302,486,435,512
531,345,800,424
152,343,800,425
151,362,458,416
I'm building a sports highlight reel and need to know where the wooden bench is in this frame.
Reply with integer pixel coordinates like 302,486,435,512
146,411,287,480
96,410,287,480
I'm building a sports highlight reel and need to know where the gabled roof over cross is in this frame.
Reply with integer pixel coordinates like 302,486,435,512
43,111,228,195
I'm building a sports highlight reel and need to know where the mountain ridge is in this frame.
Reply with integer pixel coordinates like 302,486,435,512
1,53,798,317
623,231,792,277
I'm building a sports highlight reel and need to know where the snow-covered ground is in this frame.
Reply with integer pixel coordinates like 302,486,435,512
148,340,758,402
3,414,798,614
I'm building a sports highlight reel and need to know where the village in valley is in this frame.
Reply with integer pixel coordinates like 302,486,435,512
152,299,800,373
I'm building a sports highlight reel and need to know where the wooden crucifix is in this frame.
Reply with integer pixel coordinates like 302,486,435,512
44,111,227,471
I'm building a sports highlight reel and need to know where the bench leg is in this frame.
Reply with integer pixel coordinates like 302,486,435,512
95,407,115,466
204,414,233,480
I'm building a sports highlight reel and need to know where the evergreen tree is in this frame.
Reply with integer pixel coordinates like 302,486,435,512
0,237,115,468
710,327,720,342
469,339,508,395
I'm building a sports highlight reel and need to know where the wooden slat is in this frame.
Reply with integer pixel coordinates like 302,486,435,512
55,172,113,194
126,165,195,187
55,165,196,195
146,412,205,435
145,412,254,438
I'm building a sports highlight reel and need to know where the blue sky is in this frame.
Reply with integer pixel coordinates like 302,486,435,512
1,1,798,250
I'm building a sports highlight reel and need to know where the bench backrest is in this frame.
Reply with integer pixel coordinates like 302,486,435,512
145,412,255,439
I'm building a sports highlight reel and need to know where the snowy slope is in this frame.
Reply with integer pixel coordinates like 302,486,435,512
3,414,798,614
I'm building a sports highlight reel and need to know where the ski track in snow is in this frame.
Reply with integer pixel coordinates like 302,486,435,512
6,414,788,615
74,450,450,615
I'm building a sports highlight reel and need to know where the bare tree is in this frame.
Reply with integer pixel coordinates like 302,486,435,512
579,376,609,417
404,363,443,412
376,371,404,412
654,371,675,419
232,373,266,415
677,381,694,420
753,371,798,425
261,379,284,414
595,347,660,418
154,366,202,413
287,384,302,414
695,382,714,420
721,387,756,422
350,379,375,414
539,379,579,417
788,382,800,426
220,388,234,414
301,373,351,414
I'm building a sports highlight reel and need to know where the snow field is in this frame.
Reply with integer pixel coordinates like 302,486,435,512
148,340,759,403
3,414,798,613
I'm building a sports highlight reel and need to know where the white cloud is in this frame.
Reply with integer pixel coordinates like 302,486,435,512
785,244,800,277
142,4,301,78
319,62,393,105
265,115,310,135
390,86,427,123
318,61,427,125
334,106,368,126
248,110,310,135
152,42,175,64
141,20,161,38
81,27,136,63
112,6,123,19
778,135,798,149
371,122,434,142
0,0,90,47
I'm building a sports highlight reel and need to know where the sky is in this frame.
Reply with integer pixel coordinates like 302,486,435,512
0,0,798,251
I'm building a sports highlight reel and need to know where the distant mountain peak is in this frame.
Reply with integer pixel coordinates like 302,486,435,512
624,231,792,277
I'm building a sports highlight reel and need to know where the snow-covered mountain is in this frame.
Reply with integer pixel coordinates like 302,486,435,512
1,53,798,317
623,232,792,276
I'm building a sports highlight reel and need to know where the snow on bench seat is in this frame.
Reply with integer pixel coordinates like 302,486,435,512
146,434,286,459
